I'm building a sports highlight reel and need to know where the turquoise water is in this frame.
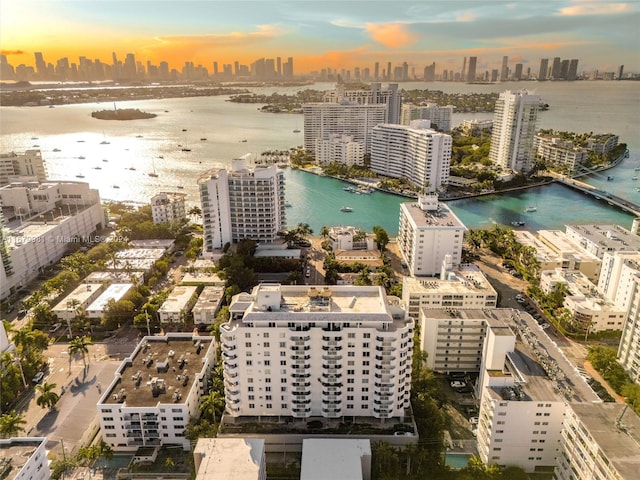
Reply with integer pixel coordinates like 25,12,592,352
445,453,472,469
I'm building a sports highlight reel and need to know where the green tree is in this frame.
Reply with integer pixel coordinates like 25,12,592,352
0,411,26,438
320,225,330,239
372,226,389,252
200,389,225,424
165,456,175,471
36,381,59,410
69,335,93,368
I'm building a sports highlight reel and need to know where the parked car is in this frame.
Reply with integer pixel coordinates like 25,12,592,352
32,372,45,384
450,380,466,389
48,323,62,333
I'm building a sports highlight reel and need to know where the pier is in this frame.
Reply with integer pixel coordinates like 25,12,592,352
552,174,640,217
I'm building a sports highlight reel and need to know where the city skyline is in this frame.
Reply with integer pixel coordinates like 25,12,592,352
2,1,639,75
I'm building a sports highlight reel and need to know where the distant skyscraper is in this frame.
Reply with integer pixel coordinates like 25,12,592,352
491,69,499,82
467,56,477,83
461,57,467,81
387,62,391,81
618,65,624,80
424,62,435,82
514,64,523,81
374,62,379,80
567,59,579,80
489,90,540,173
560,59,570,79
34,52,46,78
538,58,549,81
213,62,219,76
551,57,562,79
500,56,509,81
276,57,282,77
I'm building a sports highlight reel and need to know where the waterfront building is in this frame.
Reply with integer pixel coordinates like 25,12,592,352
370,121,451,193
564,224,640,259
467,56,477,82
538,59,549,81
150,192,187,225
514,230,601,283
461,119,493,137
0,437,51,480
192,286,225,325
301,439,372,480
158,285,199,324
180,270,225,287
221,283,413,420
0,180,104,300
315,134,365,166
334,249,384,270
397,195,466,277
328,225,375,251
97,333,215,452
400,104,453,131
534,134,588,173
404,262,497,321
322,83,401,124
302,103,387,156
556,404,640,480
488,90,540,173
476,309,601,472
586,134,619,154
198,157,286,255
193,438,267,480
0,150,47,186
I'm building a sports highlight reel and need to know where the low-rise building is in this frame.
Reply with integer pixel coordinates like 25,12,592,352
192,287,225,325
150,192,187,225
158,286,199,324
398,195,466,277
403,261,497,320
315,135,365,166
334,249,383,270
461,119,493,137
52,282,108,321
328,226,375,251
97,333,215,452
180,271,225,287
564,224,640,259
400,103,453,132
0,437,51,480
537,230,602,283
300,439,372,480
534,134,588,173
193,438,266,480
85,283,134,319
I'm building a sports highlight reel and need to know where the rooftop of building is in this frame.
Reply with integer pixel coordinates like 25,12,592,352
300,439,371,480
400,197,466,230
101,334,213,408
541,268,596,295
86,283,133,312
3,202,97,240
334,249,384,268
159,286,199,313
130,239,175,251
487,309,600,403
84,270,144,284
404,263,497,296
150,192,187,204
568,403,640,480
180,271,225,286
192,286,225,311
194,438,265,480
566,224,640,251
52,282,106,311
115,248,166,260
514,231,563,263
538,230,601,260
0,437,47,480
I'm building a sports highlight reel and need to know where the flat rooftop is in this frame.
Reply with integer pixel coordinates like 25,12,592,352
0,437,46,480
181,271,225,286
569,403,640,480
538,230,601,260
159,286,198,314
514,231,562,263
566,224,640,252
116,248,166,260
194,438,265,480
401,201,465,229
84,270,144,284
86,283,133,312
193,287,225,311
301,439,370,480
490,309,600,403
102,335,213,407
405,263,497,295
53,283,105,311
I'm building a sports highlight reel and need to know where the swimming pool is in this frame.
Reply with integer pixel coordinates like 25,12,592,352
445,453,472,469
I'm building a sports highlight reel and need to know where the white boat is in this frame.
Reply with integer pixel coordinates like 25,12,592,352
340,206,353,212
633,176,639,180
284,202,292,208
511,221,526,227
524,206,537,213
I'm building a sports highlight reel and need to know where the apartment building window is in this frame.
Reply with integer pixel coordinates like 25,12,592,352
248,378,254,383
264,360,271,366
363,343,369,348
363,352,370,357
266,386,271,392
363,333,370,338
362,387,369,392
246,360,253,366
104,425,115,430
245,333,251,338
347,370,355,375
281,386,287,392
248,395,255,400
348,333,356,339
361,405,369,409
264,342,270,347
348,352,355,357
363,361,369,366
347,387,354,392
265,378,271,383
361,396,369,401
347,396,354,401
249,404,255,409
282,404,287,409
363,370,369,375
245,342,252,347
103,417,114,421
280,342,286,348
248,386,254,392
347,379,355,384
263,333,269,338
347,404,354,409
266,395,272,401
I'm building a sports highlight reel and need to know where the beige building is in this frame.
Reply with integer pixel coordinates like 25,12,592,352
158,286,199,324
193,438,267,480
0,149,47,186
150,192,187,225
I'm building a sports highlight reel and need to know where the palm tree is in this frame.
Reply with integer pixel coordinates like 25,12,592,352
36,381,59,410
0,411,26,438
188,206,202,222
200,389,225,423
320,225,329,239
69,335,93,369
296,222,313,238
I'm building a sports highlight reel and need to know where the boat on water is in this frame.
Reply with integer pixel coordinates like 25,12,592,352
31,137,38,140
181,148,191,152
633,176,638,180
511,221,526,227
240,139,247,143
93,166,102,170
176,186,184,189
100,141,110,145
128,167,136,171
524,206,537,213
285,202,292,208
77,140,85,143
148,172,159,178
340,206,353,212
76,174,85,178
136,135,143,138
53,148,61,152
182,129,187,132
293,129,301,133
102,159,108,162
607,176,614,181
112,185,120,189
78,156,85,160
200,137,207,141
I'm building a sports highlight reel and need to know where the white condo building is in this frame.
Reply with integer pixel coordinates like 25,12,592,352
322,83,401,124
564,224,640,259
0,180,104,300
488,90,540,173
534,134,588,173
400,104,453,132
221,284,414,420
97,333,216,452
198,157,286,254
0,437,51,480
371,121,452,193
150,192,187,225
302,103,387,155
315,135,365,166
0,149,47,186
398,195,466,277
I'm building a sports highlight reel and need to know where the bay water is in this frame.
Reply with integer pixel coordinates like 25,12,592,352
1,81,638,234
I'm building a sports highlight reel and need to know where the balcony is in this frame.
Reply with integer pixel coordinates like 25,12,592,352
292,398,312,405
292,408,311,417
321,345,343,351
292,372,311,379
292,381,311,388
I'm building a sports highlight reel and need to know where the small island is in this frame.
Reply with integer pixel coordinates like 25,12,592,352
91,108,157,120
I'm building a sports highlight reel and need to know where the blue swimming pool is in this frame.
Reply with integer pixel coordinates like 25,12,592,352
445,453,472,469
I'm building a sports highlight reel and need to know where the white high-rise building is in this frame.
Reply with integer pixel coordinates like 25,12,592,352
371,121,452,193
198,156,286,254
97,333,216,452
0,149,48,186
302,103,387,155
397,195,466,276
315,134,365,166
221,284,414,420
150,192,187,225
400,104,453,131
0,180,104,300
323,83,401,124
488,90,540,173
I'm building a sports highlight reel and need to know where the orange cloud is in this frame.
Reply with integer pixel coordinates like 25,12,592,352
365,23,418,49
558,2,635,16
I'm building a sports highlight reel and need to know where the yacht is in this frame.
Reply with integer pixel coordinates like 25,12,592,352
524,206,537,213
112,185,120,189
511,221,526,227
607,176,614,181
76,174,85,178
340,206,353,212
53,148,61,152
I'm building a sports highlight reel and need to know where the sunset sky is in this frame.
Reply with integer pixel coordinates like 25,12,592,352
2,0,639,75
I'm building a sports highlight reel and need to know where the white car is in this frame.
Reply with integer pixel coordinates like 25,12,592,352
450,380,466,389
